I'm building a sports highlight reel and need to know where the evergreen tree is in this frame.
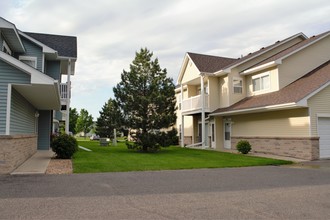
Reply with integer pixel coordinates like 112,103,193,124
69,108,79,134
113,48,177,152
76,109,93,138
96,98,122,138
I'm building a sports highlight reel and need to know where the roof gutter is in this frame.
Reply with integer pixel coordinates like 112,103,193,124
209,102,301,116
240,60,281,75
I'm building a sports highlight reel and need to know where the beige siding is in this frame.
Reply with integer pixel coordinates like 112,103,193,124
219,76,229,107
214,116,224,151
181,60,200,84
228,69,246,105
231,109,310,137
208,76,219,111
308,85,330,136
279,36,330,89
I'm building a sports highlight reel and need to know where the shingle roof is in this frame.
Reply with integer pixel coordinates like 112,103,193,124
212,61,330,115
244,31,330,71
24,32,77,58
187,52,237,73
219,33,307,72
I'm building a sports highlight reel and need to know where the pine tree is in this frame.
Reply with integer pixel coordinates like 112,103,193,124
96,98,122,138
113,48,177,152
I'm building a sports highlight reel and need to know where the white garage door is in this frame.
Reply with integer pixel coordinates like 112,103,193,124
318,117,330,158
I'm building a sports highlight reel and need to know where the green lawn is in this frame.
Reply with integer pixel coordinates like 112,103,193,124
73,140,292,173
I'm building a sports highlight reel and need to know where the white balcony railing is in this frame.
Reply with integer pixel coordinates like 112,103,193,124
181,94,209,112
60,83,71,100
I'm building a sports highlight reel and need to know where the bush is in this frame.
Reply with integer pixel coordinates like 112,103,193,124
51,134,78,159
236,140,252,154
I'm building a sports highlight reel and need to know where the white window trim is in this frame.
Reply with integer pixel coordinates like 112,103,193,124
2,40,12,55
233,77,243,94
19,56,37,69
252,72,270,93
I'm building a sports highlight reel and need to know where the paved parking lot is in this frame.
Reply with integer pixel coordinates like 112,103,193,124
1,164,330,219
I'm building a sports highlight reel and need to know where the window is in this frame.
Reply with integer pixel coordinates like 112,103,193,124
19,56,37,69
177,95,182,110
252,72,270,92
2,40,12,55
233,78,243,94
197,84,208,95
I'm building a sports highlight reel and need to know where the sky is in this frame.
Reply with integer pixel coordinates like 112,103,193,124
1,0,330,120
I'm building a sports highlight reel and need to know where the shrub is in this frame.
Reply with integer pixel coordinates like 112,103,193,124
51,134,78,159
236,140,252,154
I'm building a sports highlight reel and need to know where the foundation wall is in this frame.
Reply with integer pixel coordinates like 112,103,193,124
0,135,37,174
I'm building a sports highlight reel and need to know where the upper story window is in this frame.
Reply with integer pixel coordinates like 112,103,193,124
233,78,243,94
197,84,208,95
252,72,270,92
177,94,182,110
2,40,12,55
19,56,37,69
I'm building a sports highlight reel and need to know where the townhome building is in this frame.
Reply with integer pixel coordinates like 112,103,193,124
176,30,330,160
0,17,77,174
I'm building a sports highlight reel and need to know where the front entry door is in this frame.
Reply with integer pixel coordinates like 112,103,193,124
224,122,231,149
211,123,216,149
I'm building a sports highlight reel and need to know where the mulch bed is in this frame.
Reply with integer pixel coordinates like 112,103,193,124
46,159,73,174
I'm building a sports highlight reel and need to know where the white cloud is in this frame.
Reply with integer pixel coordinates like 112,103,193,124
1,0,330,119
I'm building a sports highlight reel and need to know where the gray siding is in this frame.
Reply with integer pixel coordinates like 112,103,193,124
21,37,43,72
0,60,30,134
45,60,61,80
38,110,51,150
10,88,36,134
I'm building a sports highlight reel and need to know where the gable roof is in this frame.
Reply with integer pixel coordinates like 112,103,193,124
0,17,25,53
211,61,330,116
214,32,308,75
24,32,77,58
243,31,330,72
187,52,237,73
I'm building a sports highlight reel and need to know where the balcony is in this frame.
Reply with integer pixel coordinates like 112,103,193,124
181,94,209,114
60,83,71,100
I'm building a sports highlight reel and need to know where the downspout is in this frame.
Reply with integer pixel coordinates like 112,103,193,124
201,75,205,148
181,83,184,147
65,59,71,134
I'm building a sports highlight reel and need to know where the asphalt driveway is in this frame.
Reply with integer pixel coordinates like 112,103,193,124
1,165,330,219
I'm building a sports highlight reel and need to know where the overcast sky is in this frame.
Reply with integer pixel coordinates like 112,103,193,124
1,0,330,120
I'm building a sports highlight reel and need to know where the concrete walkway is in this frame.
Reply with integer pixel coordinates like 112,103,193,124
11,150,54,175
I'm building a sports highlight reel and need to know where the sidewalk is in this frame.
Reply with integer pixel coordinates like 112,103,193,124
11,150,54,175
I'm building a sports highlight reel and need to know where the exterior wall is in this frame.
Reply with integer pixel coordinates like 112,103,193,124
10,88,36,134
308,85,330,136
231,136,319,160
229,70,246,106
181,60,200,84
208,76,219,111
37,110,52,150
214,116,223,150
0,134,37,174
45,60,61,80
0,60,30,134
20,37,43,72
231,109,310,137
278,35,330,89
219,76,229,107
